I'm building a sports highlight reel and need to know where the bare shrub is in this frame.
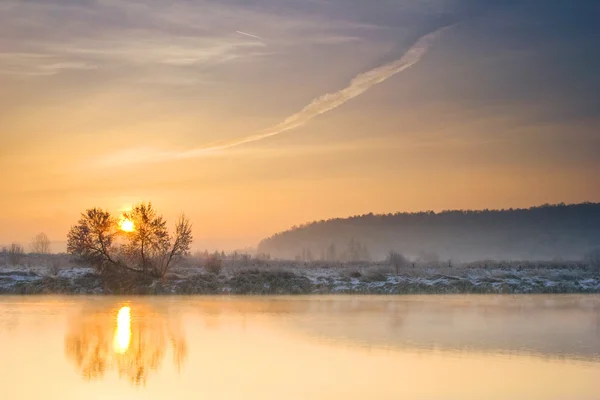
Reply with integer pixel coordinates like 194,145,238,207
30,232,51,254
585,249,600,269
364,265,394,281
388,251,410,274
341,267,363,278
7,243,25,265
49,259,61,276
204,255,222,275
240,253,251,267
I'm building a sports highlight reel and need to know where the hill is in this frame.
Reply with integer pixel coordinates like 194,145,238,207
257,203,600,262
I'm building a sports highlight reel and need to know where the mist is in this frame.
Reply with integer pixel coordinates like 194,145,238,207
258,203,600,263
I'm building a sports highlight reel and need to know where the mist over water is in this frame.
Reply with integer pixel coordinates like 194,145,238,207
0,295,599,399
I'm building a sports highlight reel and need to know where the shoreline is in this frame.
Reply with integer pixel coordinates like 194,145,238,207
1,265,599,295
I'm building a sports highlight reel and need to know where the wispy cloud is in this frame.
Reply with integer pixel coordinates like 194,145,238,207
58,36,266,66
236,31,263,40
0,0,376,81
96,25,451,167
0,53,97,76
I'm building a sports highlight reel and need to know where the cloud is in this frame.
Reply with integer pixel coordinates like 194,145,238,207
236,31,263,40
0,53,97,76
96,24,451,167
58,36,266,66
0,0,378,81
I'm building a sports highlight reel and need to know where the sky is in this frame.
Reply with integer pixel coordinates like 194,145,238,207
1,0,599,251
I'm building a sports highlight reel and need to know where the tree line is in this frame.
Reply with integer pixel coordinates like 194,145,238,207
258,203,600,262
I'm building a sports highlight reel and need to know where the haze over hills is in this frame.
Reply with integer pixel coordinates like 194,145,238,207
257,203,600,262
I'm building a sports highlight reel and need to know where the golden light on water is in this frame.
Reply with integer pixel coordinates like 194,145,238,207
119,218,135,232
113,306,131,354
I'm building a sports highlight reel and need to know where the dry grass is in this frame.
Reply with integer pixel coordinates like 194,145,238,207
0,253,75,273
1,253,598,295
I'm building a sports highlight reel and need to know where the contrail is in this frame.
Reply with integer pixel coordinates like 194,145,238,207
236,30,263,40
98,25,451,167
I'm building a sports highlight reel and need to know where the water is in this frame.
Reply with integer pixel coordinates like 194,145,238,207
0,295,599,399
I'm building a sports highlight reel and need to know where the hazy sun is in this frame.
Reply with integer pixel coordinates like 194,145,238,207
119,218,135,232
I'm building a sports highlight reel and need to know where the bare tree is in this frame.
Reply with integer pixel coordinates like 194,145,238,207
30,232,51,254
585,249,600,269
121,204,192,277
204,254,222,275
67,208,120,273
6,243,25,265
388,251,409,275
67,203,192,278
241,253,250,266
121,203,170,276
326,243,337,261
158,214,193,277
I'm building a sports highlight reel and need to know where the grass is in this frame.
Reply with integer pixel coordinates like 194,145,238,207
0,254,598,295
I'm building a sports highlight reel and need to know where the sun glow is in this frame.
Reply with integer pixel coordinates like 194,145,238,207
119,218,135,232
113,306,131,354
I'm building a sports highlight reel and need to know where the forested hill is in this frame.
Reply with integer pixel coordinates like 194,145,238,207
257,203,600,262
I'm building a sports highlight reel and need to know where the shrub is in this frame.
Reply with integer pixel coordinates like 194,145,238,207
585,249,600,269
349,270,362,278
204,255,222,275
7,243,25,265
364,265,394,281
49,259,61,276
388,251,410,274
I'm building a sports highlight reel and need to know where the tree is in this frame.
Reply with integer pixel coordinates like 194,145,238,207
326,243,337,261
300,247,314,262
5,243,25,265
346,238,358,262
344,238,369,262
585,249,600,269
67,203,193,278
121,203,171,277
388,251,409,275
204,254,222,275
67,208,119,273
358,242,371,262
30,232,51,254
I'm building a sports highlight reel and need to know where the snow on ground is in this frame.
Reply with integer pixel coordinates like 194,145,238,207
56,267,95,279
0,261,598,295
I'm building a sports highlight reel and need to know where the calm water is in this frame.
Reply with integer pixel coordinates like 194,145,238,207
0,295,599,399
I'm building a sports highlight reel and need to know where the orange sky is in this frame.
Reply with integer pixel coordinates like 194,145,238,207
1,1,599,251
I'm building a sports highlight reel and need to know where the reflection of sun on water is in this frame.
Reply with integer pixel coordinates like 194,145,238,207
65,304,187,385
113,306,131,354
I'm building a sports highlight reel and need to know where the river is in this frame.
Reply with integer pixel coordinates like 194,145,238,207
0,295,599,399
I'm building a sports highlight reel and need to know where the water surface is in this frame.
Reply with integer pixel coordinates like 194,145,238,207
0,295,599,399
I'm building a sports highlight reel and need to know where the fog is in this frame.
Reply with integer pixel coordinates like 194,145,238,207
258,203,600,262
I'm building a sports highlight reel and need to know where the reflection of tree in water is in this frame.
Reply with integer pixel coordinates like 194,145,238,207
65,304,187,385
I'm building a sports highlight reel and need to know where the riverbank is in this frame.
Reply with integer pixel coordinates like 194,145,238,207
1,263,599,294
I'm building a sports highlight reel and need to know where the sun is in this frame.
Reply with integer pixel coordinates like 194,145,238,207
119,218,135,232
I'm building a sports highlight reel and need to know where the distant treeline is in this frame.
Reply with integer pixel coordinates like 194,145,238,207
257,203,600,262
